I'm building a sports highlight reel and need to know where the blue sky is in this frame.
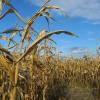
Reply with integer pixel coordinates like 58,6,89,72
0,0,100,56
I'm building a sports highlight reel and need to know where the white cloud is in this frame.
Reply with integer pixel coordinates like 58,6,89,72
30,0,100,21
87,38,95,41
70,47,90,54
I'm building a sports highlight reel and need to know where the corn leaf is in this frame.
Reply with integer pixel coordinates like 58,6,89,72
0,46,10,55
2,0,13,8
7,32,17,47
0,47,14,60
13,9,26,23
21,6,60,44
8,44,18,50
0,9,13,20
47,38,56,44
0,28,22,34
2,0,25,23
0,56,14,82
16,30,77,63
46,6,60,9
0,36,7,40
0,0,2,12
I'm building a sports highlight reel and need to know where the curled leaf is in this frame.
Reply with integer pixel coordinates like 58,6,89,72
21,5,60,44
16,30,77,63
0,9,13,20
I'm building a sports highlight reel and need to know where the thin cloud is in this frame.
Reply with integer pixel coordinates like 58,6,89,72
70,47,91,54
87,38,95,41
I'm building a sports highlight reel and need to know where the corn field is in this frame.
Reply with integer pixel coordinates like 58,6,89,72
0,0,100,100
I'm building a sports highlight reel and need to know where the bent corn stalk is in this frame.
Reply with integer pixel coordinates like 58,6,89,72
16,30,77,63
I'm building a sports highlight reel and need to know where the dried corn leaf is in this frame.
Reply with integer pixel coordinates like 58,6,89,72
0,0,2,12
8,44,18,50
2,0,13,8
17,30,77,63
0,47,14,59
13,9,26,23
0,56,14,82
0,36,7,40
21,6,59,43
2,0,25,23
46,6,60,9
0,9,13,20
47,38,56,44
0,28,22,34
